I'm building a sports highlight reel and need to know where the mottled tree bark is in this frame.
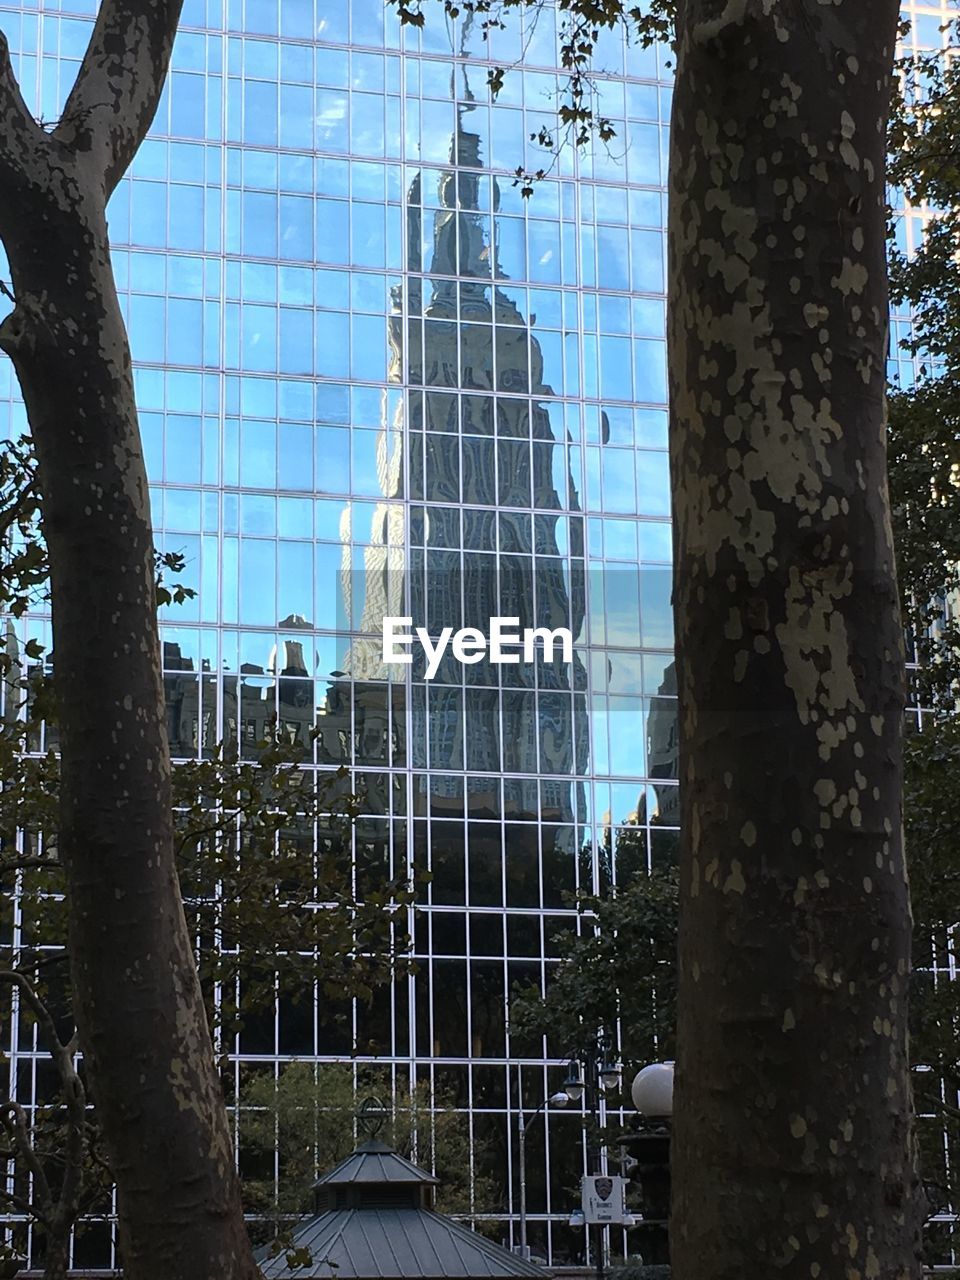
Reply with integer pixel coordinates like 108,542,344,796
668,2,922,1277
0,6,258,1277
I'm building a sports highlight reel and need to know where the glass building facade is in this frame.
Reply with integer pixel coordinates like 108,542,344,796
0,0,950,1269
0,1,677,1264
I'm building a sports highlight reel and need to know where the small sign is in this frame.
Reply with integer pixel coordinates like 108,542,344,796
581,1174,628,1224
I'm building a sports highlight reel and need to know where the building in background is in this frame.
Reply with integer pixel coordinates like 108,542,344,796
3,0,948,1270
0,3,675,1261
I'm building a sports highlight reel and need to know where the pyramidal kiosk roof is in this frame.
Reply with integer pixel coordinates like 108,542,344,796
256,1140,549,1280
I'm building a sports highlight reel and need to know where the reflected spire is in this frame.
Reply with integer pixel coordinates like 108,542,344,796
430,14,499,289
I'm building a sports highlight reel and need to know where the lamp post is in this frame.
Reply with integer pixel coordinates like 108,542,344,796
516,1085,569,1259
562,1037,621,1280
627,1063,674,1274
631,1063,674,1120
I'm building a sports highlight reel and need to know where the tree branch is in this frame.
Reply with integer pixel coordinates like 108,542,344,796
0,970,64,1055
0,1182,43,1220
0,972,83,1111
0,28,47,182
0,855,59,879
0,967,87,1228
0,1101,52,1221
53,0,184,198
0,476,38,543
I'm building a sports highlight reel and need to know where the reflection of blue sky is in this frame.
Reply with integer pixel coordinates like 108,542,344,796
601,447,638,512
350,92,387,156
637,409,668,449
420,103,457,164
637,452,671,516
588,568,674,650
591,782,668,828
643,651,674,693
316,89,348,151
608,698,645,776
640,570,675,648
588,650,671,700
602,519,639,560
634,338,668,404
606,651,643,696
603,575,640,645
633,297,665,337
624,121,663,185
591,703,610,774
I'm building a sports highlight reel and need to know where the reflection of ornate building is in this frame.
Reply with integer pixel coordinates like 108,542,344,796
164,615,318,757
341,90,589,826
644,660,679,827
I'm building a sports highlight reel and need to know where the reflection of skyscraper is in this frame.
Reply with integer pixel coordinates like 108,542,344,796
345,87,589,827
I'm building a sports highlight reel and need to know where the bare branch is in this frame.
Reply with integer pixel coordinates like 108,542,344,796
0,968,84,1126
0,28,47,181
0,855,60,878
0,968,87,1228
0,1101,52,1219
0,1182,41,1219
916,1090,960,1125
0,970,64,1052
53,0,184,198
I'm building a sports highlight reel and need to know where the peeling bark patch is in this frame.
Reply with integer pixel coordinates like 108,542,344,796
776,565,865,760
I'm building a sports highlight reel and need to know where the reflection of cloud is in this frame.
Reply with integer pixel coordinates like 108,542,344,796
604,604,641,647
588,568,674,649
316,94,348,133
606,652,643,697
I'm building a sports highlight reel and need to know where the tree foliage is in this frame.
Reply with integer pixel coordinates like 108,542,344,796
888,24,960,708
388,0,674,191
0,448,415,1272
885,21,960,1265
0,715,415,1271
510,856,677,1076
240,1061,497,1235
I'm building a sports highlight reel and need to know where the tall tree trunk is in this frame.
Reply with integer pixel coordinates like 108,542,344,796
0,10,257,1278
668,2,922,1276
41,1223,71,1280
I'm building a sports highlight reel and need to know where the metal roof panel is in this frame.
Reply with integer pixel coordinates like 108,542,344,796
315,1141,440,1188
256,1207,549,1280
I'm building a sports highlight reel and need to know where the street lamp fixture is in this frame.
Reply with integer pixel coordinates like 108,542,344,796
631,1061,674,1118
563,1059,585,1102
599,1059,621,1092
516,1084,570,1259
